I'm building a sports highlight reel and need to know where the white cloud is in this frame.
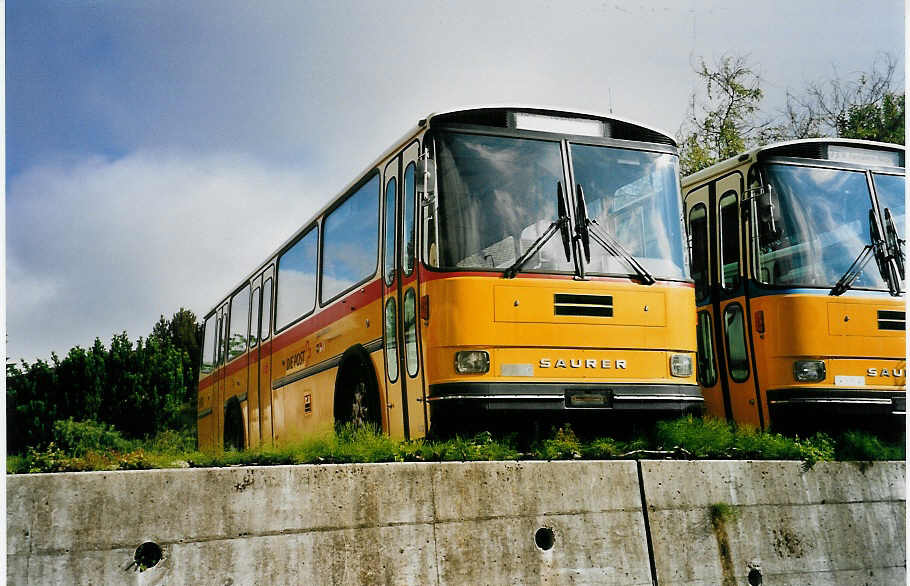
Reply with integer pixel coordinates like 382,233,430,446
7,151,329,362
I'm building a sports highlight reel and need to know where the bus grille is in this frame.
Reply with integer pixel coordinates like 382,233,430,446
877,310,905,331
554,294,613,317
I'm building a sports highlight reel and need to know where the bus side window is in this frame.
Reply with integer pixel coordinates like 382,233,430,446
384,177,397,285
723,303,750,382
261,278,273,340
403,288,418,377
250,287,261,348
696,310,717,387
217,315,226,366
689,204,709,302
403,162,417,275
719,192,741,290
275,228,317,332
201,314,216,375
384,298,399,383
322,174,381,303
228,286,251,361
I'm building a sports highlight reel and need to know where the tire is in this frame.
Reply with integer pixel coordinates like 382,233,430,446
335,348,381,431
223,399,245,451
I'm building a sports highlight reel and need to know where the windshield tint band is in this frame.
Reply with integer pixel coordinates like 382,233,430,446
432,123,678,156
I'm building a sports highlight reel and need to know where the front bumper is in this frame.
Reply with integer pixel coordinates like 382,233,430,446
767,388,906,417
428,382,703,413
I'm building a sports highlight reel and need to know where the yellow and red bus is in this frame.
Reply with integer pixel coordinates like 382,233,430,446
683,139,905,431
197,107,701,450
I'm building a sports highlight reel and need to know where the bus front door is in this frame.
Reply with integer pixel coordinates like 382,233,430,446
381,143,428,439
715,174,763,428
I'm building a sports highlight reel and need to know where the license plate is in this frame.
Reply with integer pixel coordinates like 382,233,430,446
566,390,612,408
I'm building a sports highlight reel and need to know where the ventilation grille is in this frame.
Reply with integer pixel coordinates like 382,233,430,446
878,310,905,331
554,294,613,317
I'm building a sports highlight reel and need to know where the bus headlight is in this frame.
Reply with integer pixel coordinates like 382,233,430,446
794,360,826,382
455,350,490,374
670,354,693,377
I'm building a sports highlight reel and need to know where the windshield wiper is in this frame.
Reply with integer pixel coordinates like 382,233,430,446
829,244,877,296
503,181,572,279
883,207,905,279
830,209,896,296
574,184,655,285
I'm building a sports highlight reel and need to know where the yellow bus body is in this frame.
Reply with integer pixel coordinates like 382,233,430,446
683,139,906,430
197,107,702,451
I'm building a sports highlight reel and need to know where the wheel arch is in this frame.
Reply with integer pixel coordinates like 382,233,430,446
223,396,247,450
332,344,382,427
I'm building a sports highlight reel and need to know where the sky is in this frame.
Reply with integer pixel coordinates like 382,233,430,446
5,0,905,363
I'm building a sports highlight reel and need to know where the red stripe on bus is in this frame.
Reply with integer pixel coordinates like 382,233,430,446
270,279,384,354
196,281,382,390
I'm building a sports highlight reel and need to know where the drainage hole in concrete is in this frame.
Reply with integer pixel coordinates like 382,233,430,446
535,527,555,551
134,541,163,571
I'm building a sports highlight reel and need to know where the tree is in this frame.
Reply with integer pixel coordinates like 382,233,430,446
769,54,904,144
6,308,204,453
678,54,767,175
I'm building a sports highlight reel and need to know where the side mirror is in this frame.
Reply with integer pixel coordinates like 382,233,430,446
756,184,781,241
416,158,436,202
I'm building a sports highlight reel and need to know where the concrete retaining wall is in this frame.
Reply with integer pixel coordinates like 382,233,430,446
6,460,905,585
640,461,906,585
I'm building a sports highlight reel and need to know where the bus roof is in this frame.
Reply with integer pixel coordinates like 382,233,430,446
423,105,677,147
203,106,676,317
682,137,905,188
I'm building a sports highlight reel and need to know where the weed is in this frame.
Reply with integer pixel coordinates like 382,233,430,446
709,502,739,527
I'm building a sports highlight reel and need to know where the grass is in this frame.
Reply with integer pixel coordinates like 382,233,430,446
7,416,904,474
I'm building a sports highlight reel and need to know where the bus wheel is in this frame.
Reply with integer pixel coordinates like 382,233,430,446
335,348,380,431
223,399,245,452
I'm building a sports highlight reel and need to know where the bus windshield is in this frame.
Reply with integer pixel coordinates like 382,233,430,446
435,131,687,279
435,132,574,273
758,163,896,289
570,143,687,279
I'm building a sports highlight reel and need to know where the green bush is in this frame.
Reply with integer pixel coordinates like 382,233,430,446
656,415,835,464
145,428,197,454
412,431,520,462
52,418,135,456
837,431,905,461
22,443,72,474
533,425,583,460
656,415,734,457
